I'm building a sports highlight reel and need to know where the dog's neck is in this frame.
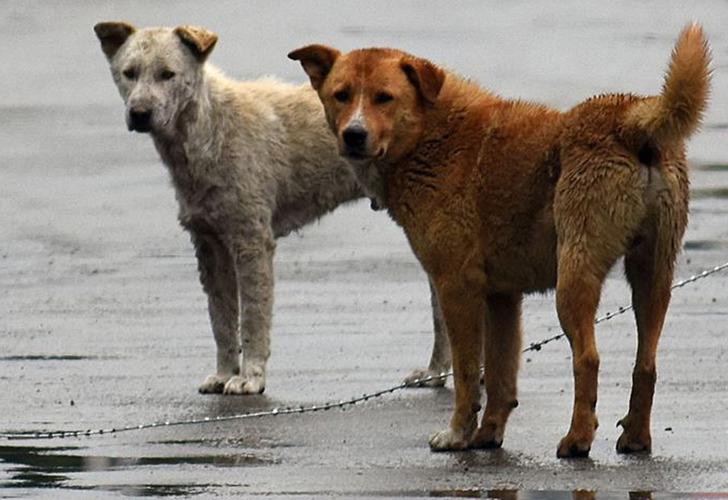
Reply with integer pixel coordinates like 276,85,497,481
151,69,219,193
345,159,388,211
382,75,497,224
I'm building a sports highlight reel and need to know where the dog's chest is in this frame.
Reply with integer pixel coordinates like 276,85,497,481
157,141,223,234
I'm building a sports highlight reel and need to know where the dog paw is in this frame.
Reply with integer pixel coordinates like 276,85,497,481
470,424,504,450
222,368,266,395
198,373,233,394
616,418,651,454
429,428,470,451
403,368,447,388
556,432,592,458
616,432,651,454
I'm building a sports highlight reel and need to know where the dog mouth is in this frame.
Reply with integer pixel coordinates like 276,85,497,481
127,109,154,133
128,122,152,133
342,149,371,161
342,147,387,162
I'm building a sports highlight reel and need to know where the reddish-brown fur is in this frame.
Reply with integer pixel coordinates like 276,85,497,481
290,24,710,457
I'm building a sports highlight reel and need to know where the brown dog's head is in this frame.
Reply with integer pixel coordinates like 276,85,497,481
288,45,446,164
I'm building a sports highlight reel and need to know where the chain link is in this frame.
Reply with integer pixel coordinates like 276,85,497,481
2,260,726,441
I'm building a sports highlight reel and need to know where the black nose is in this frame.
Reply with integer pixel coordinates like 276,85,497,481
129,108,152,132
342,125,368,151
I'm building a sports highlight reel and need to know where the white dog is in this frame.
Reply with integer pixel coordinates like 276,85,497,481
94,22,448,395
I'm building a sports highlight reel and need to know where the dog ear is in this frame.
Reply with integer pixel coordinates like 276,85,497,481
400,56,446,104
174,26,218,62
288,44,341,91
94,21,136,60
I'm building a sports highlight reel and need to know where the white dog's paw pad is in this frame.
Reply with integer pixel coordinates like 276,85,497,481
429,428,469,451
222,375,265,395
198,374,232,394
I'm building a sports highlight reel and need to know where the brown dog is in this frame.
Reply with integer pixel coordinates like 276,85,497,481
290,24,710,457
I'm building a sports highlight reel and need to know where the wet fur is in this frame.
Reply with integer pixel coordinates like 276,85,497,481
292,24,710,456
95,23,364,395
95,22,448,395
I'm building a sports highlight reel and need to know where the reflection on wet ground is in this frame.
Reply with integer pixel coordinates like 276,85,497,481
0,444,273,493
0,441,707,500
695,164,728,172
0,355,113,361
691,187,728,200
2,442,727,498
0,440,653,497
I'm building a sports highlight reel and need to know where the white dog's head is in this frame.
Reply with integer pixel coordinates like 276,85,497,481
94,22,217,136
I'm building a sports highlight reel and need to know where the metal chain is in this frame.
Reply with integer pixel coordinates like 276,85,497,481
2,260,727,441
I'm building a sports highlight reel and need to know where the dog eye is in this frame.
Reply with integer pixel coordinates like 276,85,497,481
122,68,137,80
374,92,394,104
160,69,176,80
333,90,350,103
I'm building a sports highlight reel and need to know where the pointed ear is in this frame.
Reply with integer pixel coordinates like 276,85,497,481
400,56,446,104
174,25,218,62
288,44,341,90
94,21,136,60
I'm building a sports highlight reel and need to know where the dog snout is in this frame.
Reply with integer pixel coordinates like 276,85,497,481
342,124,368,154
128,107,152,132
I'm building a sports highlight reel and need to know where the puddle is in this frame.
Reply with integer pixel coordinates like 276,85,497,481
103,483,234,497
691,187,728,200
358,490,726,499
0,355,112,361
246,490,723,499
6,445,722,498
694,163,728,172
0,444,273,491
684,240,728,251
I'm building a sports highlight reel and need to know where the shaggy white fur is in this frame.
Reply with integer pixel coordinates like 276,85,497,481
94,22,448,394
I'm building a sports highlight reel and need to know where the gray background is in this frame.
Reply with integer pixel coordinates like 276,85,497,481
1,1,727,497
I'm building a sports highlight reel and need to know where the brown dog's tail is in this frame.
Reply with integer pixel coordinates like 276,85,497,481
624,23,711,146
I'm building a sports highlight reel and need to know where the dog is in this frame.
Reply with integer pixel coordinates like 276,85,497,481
94,22,448,396
290,24,710,457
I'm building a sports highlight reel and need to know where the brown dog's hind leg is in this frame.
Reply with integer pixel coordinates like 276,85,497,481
471,293,523,449
555,246,609,458
428,276,485,451
618,226,675,454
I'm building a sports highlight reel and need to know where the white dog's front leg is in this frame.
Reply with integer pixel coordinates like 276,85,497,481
191,232,242,394
223,232,275,395
404,280,451,387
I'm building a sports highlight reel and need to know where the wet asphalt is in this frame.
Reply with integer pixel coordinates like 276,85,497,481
1,1,727,498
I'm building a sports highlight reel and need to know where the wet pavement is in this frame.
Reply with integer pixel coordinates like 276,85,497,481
1,1,728,497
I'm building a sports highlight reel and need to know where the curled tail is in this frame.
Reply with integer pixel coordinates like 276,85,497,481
624,23,711,145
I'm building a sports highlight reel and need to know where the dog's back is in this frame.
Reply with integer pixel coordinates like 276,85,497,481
433,24,710,292
417,82,564,292
194,70,361,236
